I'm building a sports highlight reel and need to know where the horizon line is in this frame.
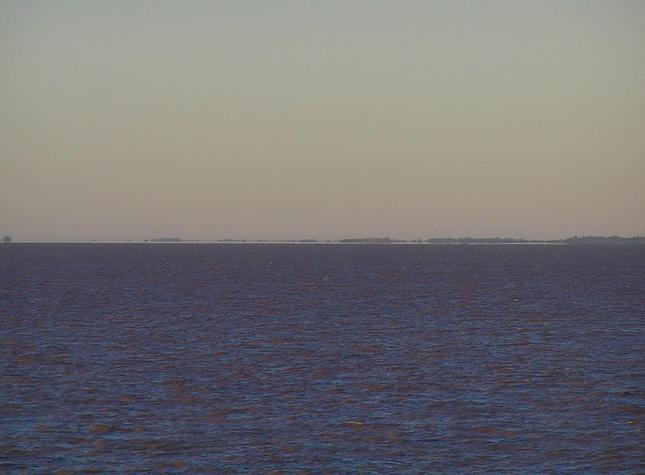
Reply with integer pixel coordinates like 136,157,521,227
3,235,645,245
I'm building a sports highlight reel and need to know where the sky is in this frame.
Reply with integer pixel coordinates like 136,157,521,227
1,0,644,241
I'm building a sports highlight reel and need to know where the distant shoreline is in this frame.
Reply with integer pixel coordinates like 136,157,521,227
4,237,644,246
2,241,568,245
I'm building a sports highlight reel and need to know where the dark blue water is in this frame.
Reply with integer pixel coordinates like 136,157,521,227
1,244,643,473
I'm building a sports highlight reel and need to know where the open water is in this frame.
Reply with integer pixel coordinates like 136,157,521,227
1,243,643,473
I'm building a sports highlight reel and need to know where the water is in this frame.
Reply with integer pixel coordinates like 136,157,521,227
1,243,643,473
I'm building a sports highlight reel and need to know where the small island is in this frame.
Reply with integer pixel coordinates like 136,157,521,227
148,237,184,243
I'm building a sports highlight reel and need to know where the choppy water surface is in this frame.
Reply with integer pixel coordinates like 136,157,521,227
1,244,643,473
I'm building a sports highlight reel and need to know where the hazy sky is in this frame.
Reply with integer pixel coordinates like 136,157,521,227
1,0,644,241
